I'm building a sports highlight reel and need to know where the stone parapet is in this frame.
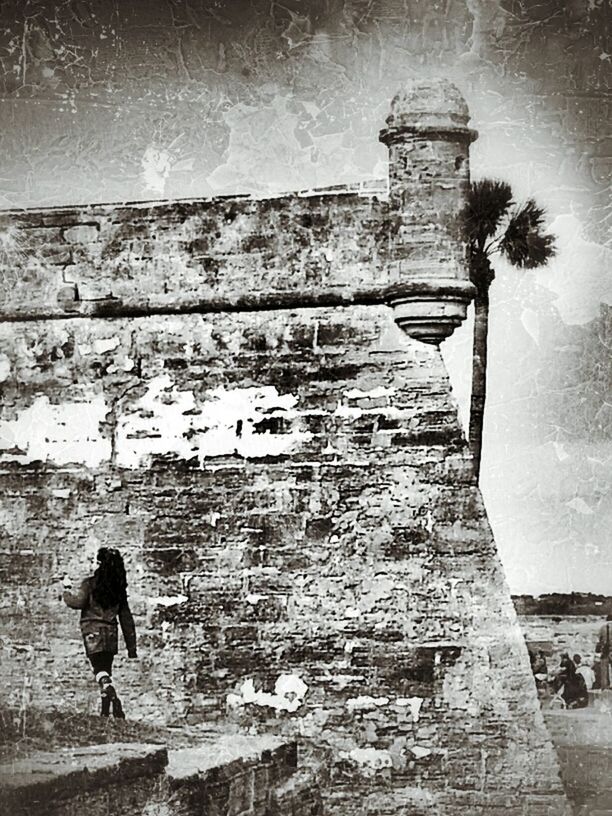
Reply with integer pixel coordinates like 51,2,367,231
0,79,476,345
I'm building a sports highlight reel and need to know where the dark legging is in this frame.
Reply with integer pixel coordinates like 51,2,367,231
89,652,114,676
88,652,124,718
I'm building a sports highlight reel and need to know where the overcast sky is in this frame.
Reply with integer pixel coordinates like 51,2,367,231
0,0,609,594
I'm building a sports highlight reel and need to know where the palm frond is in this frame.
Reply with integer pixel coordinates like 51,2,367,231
463,179,514,245
500,199,556,268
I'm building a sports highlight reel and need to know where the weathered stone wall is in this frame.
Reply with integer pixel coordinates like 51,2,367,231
0,304,567,813
0,192,397,320
0,81,569,814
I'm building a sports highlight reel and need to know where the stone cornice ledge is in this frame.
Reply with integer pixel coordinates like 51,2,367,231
379,123,478,145
385,279,476,344
0,278,475,345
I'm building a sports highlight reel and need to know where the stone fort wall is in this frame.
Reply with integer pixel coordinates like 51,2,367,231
0,80,569,814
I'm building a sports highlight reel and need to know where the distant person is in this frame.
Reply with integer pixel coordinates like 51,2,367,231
595,614,612,690
593,656,602,689
574,654,595,691
532,650,548,678
556,654,588,709
63,548,137,717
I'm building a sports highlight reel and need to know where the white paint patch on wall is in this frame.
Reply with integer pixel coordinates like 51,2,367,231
148,595,189,607
346,695,390,711
93,336,120,354
334,386,399,419
226,674,308,713
0,376,309,469
0,353,11,382
344,386,395,400
0,394,111,467
396,695,424,723
345,747,393,772
115,375,310,468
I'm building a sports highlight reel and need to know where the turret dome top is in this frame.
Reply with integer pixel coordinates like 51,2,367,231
384,78,471,132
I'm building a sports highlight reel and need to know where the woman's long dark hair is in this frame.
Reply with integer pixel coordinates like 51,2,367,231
91,548,127,608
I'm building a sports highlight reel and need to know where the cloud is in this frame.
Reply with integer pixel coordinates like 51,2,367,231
537,214,612,325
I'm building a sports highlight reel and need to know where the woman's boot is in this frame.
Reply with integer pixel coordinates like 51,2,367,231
112,696,125,719
96,672,115,717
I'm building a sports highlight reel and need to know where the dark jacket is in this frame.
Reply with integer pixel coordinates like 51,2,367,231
64,577,137,657
597,622,612,656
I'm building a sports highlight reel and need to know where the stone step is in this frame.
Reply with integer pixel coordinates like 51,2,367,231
0,742,169,816
554,745,612,812
0,735,317,816
576,805,612,816
166,734,300,815
589,690,612,714
577,811,612,816
545,710,612,748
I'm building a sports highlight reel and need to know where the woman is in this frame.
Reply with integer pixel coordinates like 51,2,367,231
595,614,612,689
530,649,549,692
556,653,588,710
63,547,137,718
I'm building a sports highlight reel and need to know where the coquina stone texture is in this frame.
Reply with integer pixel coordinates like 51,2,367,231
0,736,317,816
0,80,569,815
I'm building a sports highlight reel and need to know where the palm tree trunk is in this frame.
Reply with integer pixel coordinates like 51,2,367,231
469,283,490,482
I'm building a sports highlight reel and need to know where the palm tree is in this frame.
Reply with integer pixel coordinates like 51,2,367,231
463,180,556,482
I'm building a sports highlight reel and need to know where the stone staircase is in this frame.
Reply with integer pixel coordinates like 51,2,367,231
0,735,323,816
